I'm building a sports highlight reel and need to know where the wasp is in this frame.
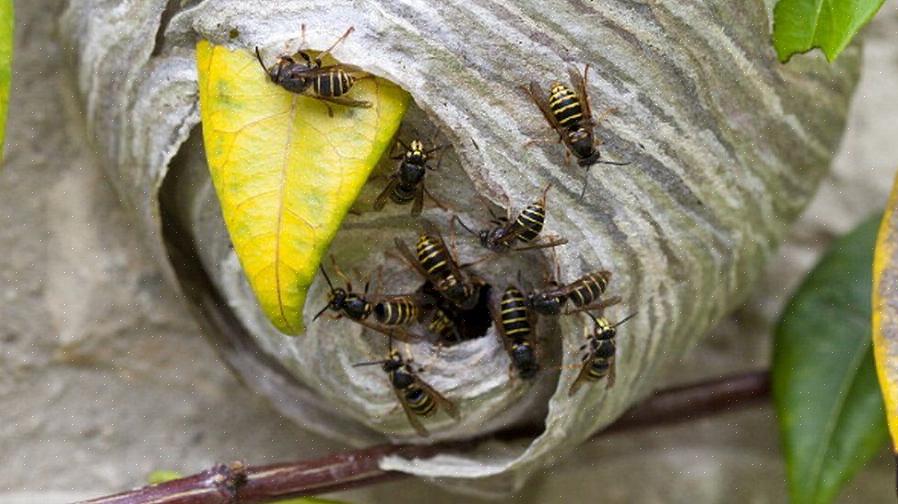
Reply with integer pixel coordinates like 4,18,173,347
394,221,483,310
427,306,462,342
455,184,568,254
314,262,423,342
527,269,621,317
490,286,540,379
254,26,371,115
569,311,637,395
354,338,459,436
374,138,448,216
372,296,424,326
525,65,629,199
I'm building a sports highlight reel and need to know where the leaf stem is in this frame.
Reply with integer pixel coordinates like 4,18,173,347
79,370,770,504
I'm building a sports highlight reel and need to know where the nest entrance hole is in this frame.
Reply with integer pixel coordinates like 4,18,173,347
418,281,493,346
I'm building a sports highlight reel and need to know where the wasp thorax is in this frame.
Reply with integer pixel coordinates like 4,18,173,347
527,292,565,316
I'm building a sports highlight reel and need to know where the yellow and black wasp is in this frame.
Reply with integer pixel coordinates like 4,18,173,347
569,311,637,395
427,306,462,342
489,285,540,379
314,261,424,343
374,138,448,216
353,338,459,436
526,269,621,317
254,26,371,115
525,65,629,199
394,221,483,311
454,184,568,254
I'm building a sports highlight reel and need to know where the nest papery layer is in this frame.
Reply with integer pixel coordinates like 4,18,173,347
61,0,860,494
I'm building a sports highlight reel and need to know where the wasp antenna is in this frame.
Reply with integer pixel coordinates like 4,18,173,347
254,46,269,75
312,303,331,321
540,182,553,202
353,359,388,367
452,215,478,237
585,310,601,325
319,264,336,291
612,312,638,328
598,159,631,166
578,170,590,202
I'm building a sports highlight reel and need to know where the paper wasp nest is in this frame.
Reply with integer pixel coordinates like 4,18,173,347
60,0,859,494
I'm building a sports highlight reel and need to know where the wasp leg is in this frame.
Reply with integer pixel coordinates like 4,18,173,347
315,26,355,66
511,237,568,252
564,296,623,316
422,185,447,211
522,135,558,148
313,94,372,109
590,106,619,128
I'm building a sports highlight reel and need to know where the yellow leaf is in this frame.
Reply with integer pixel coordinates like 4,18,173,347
196,40,409,335
873,170,898,454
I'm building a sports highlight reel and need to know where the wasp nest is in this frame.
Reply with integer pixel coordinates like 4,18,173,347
60,0,860,495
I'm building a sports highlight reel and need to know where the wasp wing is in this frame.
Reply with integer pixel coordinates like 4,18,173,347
525,81,564,139
415,377,460,420
392,387,430,437
605,358,616,389
355,318,421,343
568,65,594,125
568,352,595,397
374,176,399,211
393,237,432,280
410,185,425,217
296,62,367,77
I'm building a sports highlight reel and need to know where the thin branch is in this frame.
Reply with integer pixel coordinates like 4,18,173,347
79,370,770,504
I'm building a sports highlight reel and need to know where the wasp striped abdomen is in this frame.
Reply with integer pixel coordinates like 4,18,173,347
374,296,419,326
514,201,546,243
403,384,437,416
428,307,459,341
311,69,356,98
390,366,437,417
390,183,418,205
416,235,454,283
548,83,583,130
568,271,611,308
500,287,532,340
499,286,540,379
587,339,616,381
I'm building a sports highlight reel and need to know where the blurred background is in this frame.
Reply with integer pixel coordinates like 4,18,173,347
1,1,896,502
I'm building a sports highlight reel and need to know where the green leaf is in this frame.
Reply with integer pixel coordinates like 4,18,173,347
773,0,886,62
773,215,889,504
0,0,12,161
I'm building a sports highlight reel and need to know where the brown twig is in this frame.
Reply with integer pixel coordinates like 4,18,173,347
79,370,770,504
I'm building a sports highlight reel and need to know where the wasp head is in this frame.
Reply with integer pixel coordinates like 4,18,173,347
478,229,492,248
383,349,405,372
567,128,599,166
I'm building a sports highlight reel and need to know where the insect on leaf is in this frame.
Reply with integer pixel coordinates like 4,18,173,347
773,214,888,504
873,171,898,492
772,0,886,62
197,40,409,335
0,0,13,162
